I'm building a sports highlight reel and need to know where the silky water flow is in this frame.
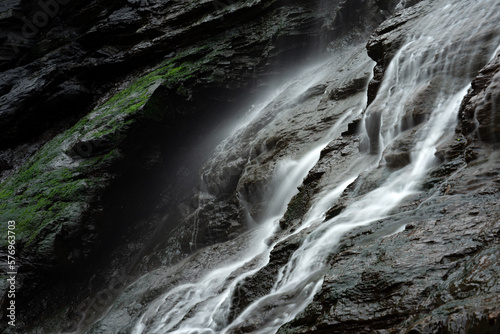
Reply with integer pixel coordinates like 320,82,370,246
86,1,500,333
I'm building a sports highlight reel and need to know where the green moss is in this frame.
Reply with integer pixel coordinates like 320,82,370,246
0,132,84,240
86,58,203,140
0,160,93,242
0,44,221,250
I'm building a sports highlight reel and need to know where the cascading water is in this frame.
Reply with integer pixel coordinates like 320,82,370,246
126,48,372,334
86,1,500,333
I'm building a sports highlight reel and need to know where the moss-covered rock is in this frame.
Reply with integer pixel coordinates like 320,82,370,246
0,49,212,263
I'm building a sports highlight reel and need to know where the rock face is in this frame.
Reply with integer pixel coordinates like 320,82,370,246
460,53,500,144
0,0,398,332
276,1,500,333
279,153,500,333
0,0,499,333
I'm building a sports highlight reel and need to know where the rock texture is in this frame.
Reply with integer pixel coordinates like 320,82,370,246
278,151,500,333
460,53,500,144
0,0,499,333
276,3,500,334
0,0,398,332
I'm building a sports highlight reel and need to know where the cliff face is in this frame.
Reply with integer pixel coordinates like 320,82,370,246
278,54,500,334
0,0,397,331
0,0,499,333
278,3,500,333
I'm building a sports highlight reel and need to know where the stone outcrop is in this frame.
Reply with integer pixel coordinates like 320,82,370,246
460,53,500,144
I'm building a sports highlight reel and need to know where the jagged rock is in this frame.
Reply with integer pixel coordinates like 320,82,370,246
365,0,499,154
278,6,500,332
366,1,427,104
279,153,500,333
460,53,500,143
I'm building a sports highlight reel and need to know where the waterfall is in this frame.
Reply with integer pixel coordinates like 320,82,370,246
127,48,372,334
86,1,500,333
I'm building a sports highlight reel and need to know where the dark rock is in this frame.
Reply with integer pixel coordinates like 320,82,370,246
382,127,421,169
341,117,362,136
0,159,12,172
279,10,500,331
325,203,346,220
384,150,411,168
459,53,500,143
329,77,369,101
0,1,400,331
279,180,319,231
366,2,428,105
279,190,500,334
2,0,498,333
228,232,304,323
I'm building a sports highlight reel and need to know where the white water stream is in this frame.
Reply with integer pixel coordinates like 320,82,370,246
130,65,363,334
100,1,500,333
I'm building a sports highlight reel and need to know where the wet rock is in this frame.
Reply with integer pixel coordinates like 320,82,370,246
325,203,346,220
279,189,500,334
365,0,498,155
366,2,428,104
341,117,363,136
384,150,411,169
4,0,498,333
178,44,376,250
294,84,328,105
278,2,500,333
228,232,304,323
329,77,369,101
346,166,389,198
222,132,366,328
0,1,399,331
279,12,500,332
460,53,500,143
382,127,421,169
279,171,325,230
